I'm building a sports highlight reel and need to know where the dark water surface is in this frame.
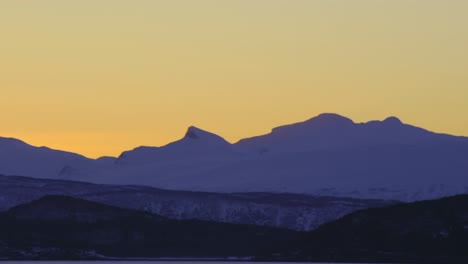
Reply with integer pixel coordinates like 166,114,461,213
1,260,380,264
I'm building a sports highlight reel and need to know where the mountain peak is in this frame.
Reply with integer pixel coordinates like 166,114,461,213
183,126,228,144
185,126,201,139
184,126,212,140
267,113,355,136
306,113,354,127
383,116,403,125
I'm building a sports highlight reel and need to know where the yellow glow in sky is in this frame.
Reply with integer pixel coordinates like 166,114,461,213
1,0,467,158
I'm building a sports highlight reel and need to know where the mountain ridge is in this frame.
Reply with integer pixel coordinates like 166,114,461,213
1,113,467,160
1,113,468,201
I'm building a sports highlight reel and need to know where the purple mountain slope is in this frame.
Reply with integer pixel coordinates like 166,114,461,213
0,137,97,180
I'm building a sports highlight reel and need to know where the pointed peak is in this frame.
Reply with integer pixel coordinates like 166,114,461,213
383,116,403,125
184,126,227,143
186,125,204,132
185,126,208,140
185,126,200,139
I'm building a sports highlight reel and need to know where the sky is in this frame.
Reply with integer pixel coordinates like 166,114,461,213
1,0,467,158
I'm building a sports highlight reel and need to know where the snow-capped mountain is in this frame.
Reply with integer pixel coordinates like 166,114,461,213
1,113,467,201
0,175,391,231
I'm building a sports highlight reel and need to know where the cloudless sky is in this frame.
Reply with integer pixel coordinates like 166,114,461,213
1,0,467,158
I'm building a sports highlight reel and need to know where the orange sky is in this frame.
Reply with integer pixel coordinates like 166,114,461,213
1,0,467,158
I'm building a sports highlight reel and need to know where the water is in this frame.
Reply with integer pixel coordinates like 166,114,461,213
0,261,378,264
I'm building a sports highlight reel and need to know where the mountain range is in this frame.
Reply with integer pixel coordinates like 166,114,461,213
1,113,468,201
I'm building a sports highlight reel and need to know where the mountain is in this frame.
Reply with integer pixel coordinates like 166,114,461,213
0,195,299,260
1,113,468,201
267,195,468,263
116,126,240,165
0,175,392,231
102,126,245,186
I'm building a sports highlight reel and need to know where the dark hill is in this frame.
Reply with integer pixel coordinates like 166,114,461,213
267,195,468,263
0,195,300,260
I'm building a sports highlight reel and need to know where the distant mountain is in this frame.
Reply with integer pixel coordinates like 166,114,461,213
0,175,391,231
1,113,468,201
103,126,246,186
267,195,468,263
0,195,299,260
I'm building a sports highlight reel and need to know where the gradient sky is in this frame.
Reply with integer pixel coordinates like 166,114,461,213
1,0,467,158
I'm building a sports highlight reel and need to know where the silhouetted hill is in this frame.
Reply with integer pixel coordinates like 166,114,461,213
0,195,299,260
267,195,468,263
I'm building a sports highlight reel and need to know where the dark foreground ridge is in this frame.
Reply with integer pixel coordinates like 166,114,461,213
0,195,300,260
264,195,468,263
2,194,468,262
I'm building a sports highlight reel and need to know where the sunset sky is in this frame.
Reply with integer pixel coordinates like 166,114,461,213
1,0,467,158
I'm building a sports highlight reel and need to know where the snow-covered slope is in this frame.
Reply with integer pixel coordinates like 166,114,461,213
1,113,468,201
0,175,392,231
